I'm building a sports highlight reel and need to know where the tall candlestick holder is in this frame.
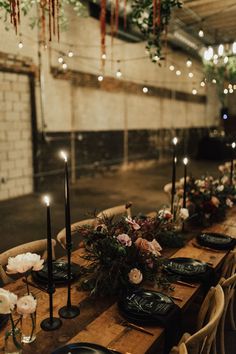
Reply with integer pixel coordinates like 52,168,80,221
230,142,236,185
41,196,62,331
171,137,178,214
58,152,80,319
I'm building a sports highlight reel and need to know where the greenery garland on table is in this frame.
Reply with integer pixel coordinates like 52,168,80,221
131,0,182,61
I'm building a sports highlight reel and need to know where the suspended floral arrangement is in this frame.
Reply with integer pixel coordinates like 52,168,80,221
131,0,182,61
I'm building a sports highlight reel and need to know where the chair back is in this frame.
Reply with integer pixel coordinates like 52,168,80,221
179,343,188,354
221,250,236,279
57,218,95,249
96,202,132,219
185,284,224,354
0,239,56,285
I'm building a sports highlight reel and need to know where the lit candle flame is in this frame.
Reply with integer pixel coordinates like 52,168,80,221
232,142,236,149
183,157,189,165
60,151,68,162
43,195,50,206
172,137,178,145
174,157,177,163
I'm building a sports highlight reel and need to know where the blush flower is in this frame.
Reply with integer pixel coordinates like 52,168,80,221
148,239,162,257
6,253,44,274
179,208,189,220
125,217,141,230
226,198,233,208
211,196,220,208
0,288,17,314
128,268,143,284
17,294,37,315
117,233,132,247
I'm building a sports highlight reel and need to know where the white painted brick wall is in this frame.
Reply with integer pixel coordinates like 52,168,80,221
0,72,33,201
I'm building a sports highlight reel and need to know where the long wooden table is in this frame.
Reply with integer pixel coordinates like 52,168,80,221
1,209,235,354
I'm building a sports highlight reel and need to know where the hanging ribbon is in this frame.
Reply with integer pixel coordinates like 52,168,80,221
100,0,106,68
158,0,161,26
123,0,127,30
10,0,20,34
115,0,119,34
40,0,47,45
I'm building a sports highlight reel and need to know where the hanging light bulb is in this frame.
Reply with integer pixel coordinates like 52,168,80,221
192,89,197,95
233,85,236,90
116,69,122,78
153,55,160,62
101,53,107,60
224,56,229,64
18,41,23,49
228,84,233,89
200,81,205,87
176,70,181,76
232,42,236,54
186,59,192,67
58,56,64,64
218,44,224,56
98,75,104,82
198,29,204,38
169,65,175,71
62,63,67,70
229,88,234,93
204,47,213,61
212,79,216,84
224,89,228,94
188,72,194,78
68,50,74,58
142,87,148,93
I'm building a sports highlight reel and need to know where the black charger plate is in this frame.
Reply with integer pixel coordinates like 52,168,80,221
165,257,208,276
118,288,179,326
51,342,117,354
32,260,81,286
197,232,236,250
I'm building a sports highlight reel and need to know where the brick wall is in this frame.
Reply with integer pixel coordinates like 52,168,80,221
0,71,33,200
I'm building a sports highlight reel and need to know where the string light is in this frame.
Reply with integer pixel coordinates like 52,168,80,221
58,56,64,63
229,88,234,93
212,79,216,84
62,63,67,70
68,50,74,58
204,47,213,61
153,55,160,62
233,42,236,54
198,29,204,38
116,69,122,78
101,53,107,60
98,75,104,82
200,81,205,87
186,59,192,67
169,65,175,71
224,89,228,94
18,41,23,49
224,56,229,64
234,85,236,90
176,70,181,76
188,72,194,78
192,89,197,95
142,87,148,93
228,84,233,89
218,44,224,56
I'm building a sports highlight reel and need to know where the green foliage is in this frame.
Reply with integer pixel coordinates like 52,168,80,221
131,0,182,61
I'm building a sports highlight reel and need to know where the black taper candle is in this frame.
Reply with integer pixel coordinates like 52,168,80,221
171,137,178,214
59,152,80,319
230,142,235,185
41,196,62,331
183,157,188,208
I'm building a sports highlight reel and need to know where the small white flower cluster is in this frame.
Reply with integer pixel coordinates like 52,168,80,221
6,253,44,274
0,289,37,315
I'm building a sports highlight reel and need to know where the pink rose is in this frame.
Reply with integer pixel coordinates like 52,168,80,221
117,233,132,247
125,217,141,230
211,196,220,207
128,268,143,284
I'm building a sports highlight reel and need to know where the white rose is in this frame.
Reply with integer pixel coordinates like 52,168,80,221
179,208,189,220
17,294,37,315
226,198,233,208
0,288,17,314
128,268,143,285
216,185,224,192
221,175,229,184
6,253,44,274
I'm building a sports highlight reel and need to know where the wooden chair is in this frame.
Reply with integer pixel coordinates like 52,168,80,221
0,239,56,285
177,343,188,354
221,249,236,279
96,202,132,219
217,274,236,354
170,284,225,354
57,218,95,249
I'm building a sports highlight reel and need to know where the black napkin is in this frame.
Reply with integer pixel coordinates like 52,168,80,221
197,232,236,250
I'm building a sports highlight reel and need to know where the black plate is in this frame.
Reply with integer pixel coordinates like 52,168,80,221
197,232,236,250
32,260,81,286
0,314,9,329
51,342,115,354
165,257,207,276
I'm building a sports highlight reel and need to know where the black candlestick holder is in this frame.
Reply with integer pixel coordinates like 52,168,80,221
41,288,62,331
58,243,80,319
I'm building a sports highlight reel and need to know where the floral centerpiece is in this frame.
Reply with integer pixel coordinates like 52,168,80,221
77,215,172,296
176,175,234,227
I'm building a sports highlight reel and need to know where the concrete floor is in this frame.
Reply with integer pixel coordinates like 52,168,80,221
1,159,235,354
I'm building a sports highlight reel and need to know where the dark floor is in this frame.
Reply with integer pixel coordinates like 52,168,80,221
0,159,235,353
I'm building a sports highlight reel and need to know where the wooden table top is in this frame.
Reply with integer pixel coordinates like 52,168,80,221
1,210,235,354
